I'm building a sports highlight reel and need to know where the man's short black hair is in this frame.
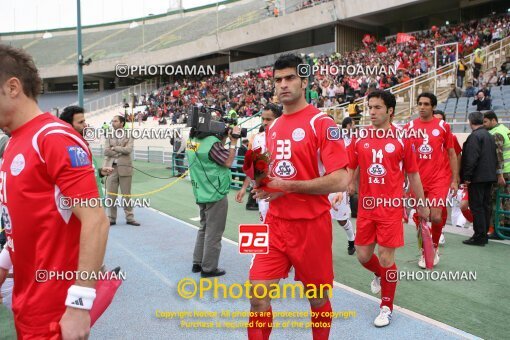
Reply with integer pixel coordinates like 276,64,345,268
263,103,283,118
60,105,85,125
273,54,304,74
417,92,438,107
483,110,498,122
477,90,485,96
341,117,353,129
434,110,446,121
367,90,396,112
468,111,484,125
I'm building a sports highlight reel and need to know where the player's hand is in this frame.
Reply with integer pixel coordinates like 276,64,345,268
497,174,506,187
450,180,458,196
235,188,246,203
100,167,114,176
331,192,343,211
347,182,355,196
417,206,430,221
59,307,91,340
266,176,291,192
251,188,284,202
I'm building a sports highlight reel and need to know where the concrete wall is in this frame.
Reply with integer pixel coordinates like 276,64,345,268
38,0,421,79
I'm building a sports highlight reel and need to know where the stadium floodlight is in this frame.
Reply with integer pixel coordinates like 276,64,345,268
445,21,449,25
129,21,139,29
42,32,53,39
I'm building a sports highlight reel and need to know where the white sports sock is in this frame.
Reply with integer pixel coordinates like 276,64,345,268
341,219,355,241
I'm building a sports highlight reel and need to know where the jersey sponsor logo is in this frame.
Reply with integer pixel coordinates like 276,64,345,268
418,144,433,154
367,163,387,177
1,205,12,232
385,143,395,153
292,128,306,142
272,160,297,178
10,154,25,176
67,146,91,167
432,129,440,137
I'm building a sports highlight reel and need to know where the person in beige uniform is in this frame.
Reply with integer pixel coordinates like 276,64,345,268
103,115,140,226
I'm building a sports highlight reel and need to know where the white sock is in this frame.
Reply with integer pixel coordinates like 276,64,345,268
341,219,355,241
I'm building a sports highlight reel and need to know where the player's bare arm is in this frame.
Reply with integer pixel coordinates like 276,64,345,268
59,205,109,339
447,147,459,193
407,172,430,220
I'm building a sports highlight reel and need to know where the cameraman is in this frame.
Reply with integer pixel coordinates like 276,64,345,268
186,124,241,277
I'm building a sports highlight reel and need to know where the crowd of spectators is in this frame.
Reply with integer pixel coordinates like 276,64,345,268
134,12,509,124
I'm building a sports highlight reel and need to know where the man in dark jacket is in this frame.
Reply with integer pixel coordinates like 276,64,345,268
472,91,491,111
461,112,497,246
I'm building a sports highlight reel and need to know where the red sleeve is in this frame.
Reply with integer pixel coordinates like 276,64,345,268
315,117,348,174
403,139,419,173
453,135,462,155
39,133,99,199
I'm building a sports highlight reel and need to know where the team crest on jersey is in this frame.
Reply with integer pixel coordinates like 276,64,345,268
364,143,370,149
418,144,433,154
385,143,395,153
272,160,297,178
367,163,387,177
67,146,91,167
292,128,306,142
10,153,25,176
1,205,11,232
432,129,440,137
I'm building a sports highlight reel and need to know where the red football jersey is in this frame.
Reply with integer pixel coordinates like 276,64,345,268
349,126,418,221
453,134,462,155
405,117,453,189
265,105,348,219
0,113,99,333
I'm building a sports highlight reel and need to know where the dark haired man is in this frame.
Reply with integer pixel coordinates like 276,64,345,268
461,112,497,245
103,115,140,226
248,54,350,339
236,103,282,220
343,90,427,327
0,44,109,339
405,92,458,269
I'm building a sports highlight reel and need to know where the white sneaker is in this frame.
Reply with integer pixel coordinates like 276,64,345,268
418,254,426,269
418,250,440,269
439,233,445,245
370,276,381,294
374,306,392,327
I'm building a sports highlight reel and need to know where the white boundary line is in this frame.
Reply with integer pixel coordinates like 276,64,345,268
147,207,480,339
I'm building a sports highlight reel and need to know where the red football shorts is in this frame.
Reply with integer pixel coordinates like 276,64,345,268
249,211,333,286
424,185,451,208
355,216,404,248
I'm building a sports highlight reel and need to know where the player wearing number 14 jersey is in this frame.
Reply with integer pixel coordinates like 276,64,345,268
345,90,429,327
405,93,459,268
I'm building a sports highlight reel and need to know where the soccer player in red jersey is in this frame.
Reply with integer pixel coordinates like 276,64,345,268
405,93,459,268
345,90,429,327
248,54,350,340
0,45,109,338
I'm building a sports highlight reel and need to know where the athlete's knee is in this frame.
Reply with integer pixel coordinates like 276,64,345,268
249,296,271,311
356,249,371,264
308,296,329,309
430,210,443,224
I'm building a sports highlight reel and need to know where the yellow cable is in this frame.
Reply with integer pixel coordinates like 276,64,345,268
105,170,188,198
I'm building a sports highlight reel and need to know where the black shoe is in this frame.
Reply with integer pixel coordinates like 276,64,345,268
201,268,226,278
192,264,202,273
110,221,116,226
462,238,485,246
348,241,356,255
488,233,502,240
246,204,259,211
111,266,121,275
127,220,141,226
